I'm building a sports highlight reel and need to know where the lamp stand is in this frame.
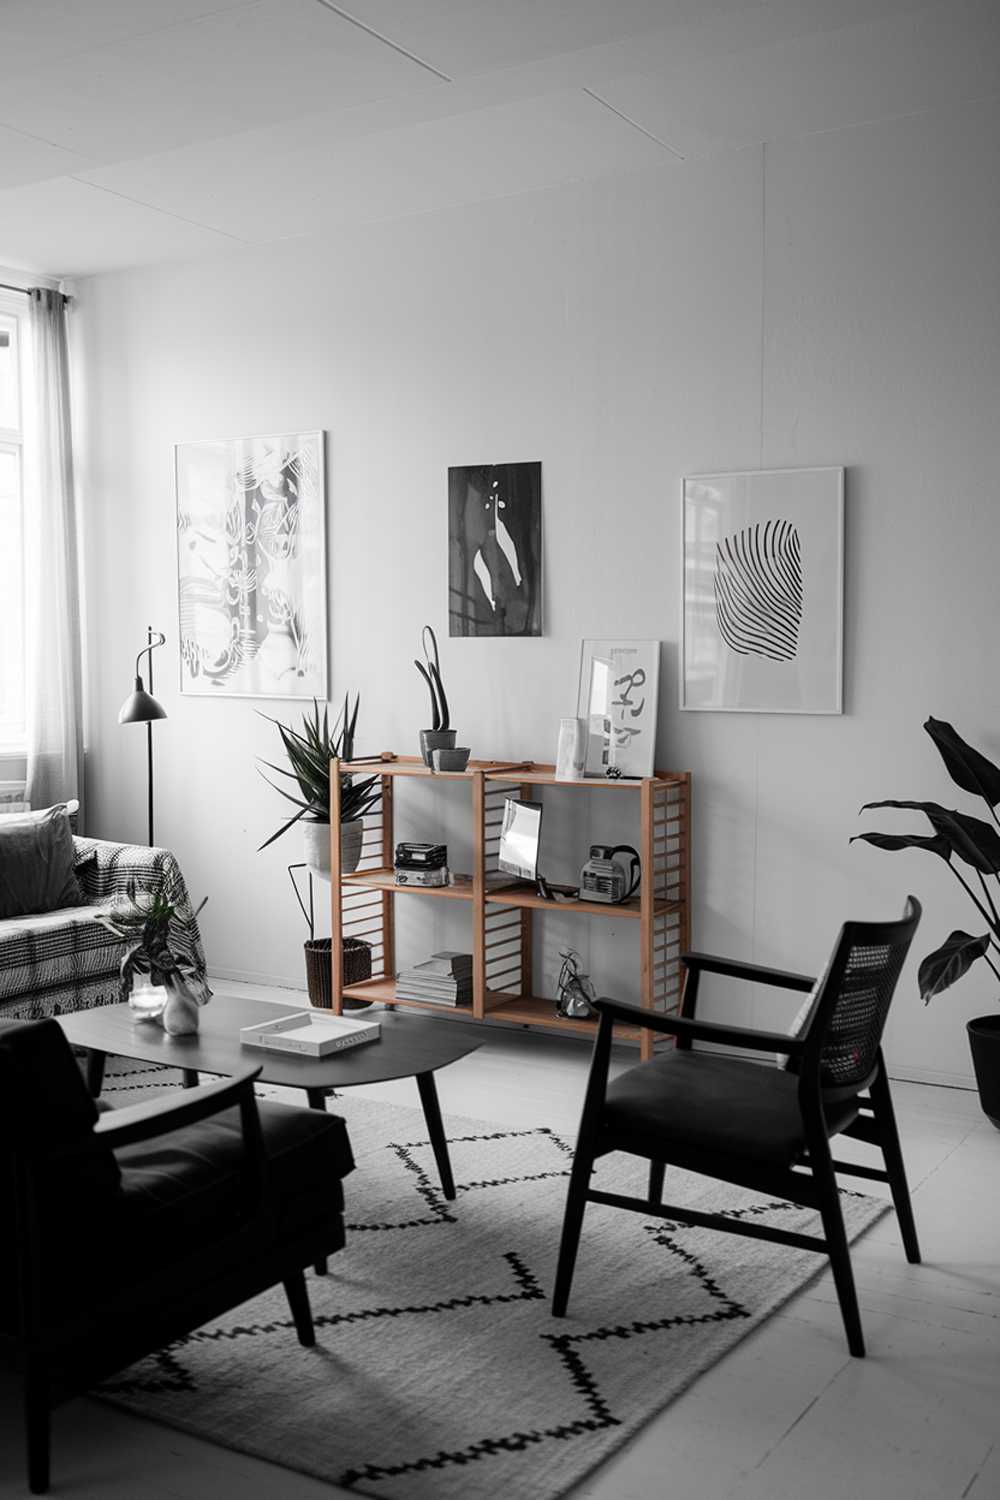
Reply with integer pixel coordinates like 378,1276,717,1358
118,625,167,849
146,627,155,847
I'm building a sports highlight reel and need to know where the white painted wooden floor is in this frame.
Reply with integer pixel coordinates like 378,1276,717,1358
2,981,997,1499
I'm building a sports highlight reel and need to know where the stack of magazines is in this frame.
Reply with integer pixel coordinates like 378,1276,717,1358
396,951,473,1007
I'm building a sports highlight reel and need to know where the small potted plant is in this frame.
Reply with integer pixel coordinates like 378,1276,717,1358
854,716,1000,1128
94,875,210,1034
258,695,381,874
415,625,468,769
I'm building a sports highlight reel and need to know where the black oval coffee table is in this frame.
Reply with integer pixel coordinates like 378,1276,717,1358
59,994,482,1202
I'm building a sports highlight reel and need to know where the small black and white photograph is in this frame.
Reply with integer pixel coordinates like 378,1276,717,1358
448,461,542,637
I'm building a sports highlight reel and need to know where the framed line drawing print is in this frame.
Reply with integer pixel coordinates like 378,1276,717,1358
682,467,844,714
175,431,328,699
577,639,660,778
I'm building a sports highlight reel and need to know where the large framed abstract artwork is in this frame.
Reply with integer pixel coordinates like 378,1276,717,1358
448,461,542,637
682,467,844,714
175,431,328,700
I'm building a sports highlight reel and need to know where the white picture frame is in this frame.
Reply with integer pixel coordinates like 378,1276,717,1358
681,467,844,714
175,431,328,700
576,640,660,779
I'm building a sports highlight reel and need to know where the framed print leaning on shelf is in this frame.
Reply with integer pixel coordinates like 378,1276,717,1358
682,467,844,714
577,640,660,778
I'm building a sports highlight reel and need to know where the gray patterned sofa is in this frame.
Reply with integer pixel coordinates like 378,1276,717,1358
0,838,207,1023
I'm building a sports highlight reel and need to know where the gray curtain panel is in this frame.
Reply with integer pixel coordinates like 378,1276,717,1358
24,289,84,824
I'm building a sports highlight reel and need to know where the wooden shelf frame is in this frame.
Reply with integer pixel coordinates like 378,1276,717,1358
329,756,691,1059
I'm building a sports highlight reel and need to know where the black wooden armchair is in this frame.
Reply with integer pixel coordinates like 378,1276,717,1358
553,898,922,1357
0,1017,354,1494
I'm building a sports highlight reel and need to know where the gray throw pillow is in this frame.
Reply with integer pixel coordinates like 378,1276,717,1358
0,805,86,919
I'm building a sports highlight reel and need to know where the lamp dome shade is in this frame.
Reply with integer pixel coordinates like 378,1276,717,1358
118,679,167,724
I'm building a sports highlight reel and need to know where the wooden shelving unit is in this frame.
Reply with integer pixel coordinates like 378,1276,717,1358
328,756,691,1061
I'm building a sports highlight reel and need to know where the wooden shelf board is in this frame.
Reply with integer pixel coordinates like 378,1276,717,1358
336,756,688,790
342,869,516,901
485,992,643,1041
486,883,679,919
484,763,688,789
487,770,644,790
342,869,467,900
338,756,530,781
338,981,644,1041
341,976,478,1017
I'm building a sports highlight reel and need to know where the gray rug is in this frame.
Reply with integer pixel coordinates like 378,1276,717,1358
96,1062,889,1500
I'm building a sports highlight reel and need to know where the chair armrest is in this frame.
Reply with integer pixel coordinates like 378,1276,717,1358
594,997,806,1055
93,1068,262,1150
682,952,816,993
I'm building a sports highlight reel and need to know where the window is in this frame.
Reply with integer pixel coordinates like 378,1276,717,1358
0,296,26,752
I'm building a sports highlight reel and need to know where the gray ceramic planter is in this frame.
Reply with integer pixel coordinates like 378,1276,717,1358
419,729,457,767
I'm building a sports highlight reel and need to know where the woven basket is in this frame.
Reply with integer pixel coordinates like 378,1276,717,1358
304,937,373,1010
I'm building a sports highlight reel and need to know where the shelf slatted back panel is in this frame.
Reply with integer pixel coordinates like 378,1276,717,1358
649,776,688,1024
481,779,527,1001
352,780,389,978
340,772,393,991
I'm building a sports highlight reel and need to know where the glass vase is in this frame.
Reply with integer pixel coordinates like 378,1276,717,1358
128,974,167,1021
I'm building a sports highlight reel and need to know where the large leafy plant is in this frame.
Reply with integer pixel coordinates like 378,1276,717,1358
258,695,380,852
854,717,1000,1000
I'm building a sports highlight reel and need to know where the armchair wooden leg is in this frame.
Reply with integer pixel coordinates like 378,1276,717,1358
553,1011,615,1319
813,1156,865,1357
869,1062,921,1264
552,1145,594,1318
24,1363,50,1495
305,1090,329,1272
648,1161,666,1205
283,1270,316,1348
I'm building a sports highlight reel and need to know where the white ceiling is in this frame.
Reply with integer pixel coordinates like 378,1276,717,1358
0,0,996,279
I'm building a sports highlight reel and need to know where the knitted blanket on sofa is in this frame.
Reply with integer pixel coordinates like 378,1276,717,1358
0,838,207,1021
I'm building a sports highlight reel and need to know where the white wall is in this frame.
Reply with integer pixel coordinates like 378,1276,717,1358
73,93,1000,1085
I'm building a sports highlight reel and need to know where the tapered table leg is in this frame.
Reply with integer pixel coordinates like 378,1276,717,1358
86,1048,106,1098
416,1070,455,1200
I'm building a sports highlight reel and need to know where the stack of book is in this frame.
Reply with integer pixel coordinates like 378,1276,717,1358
396,950,473,1007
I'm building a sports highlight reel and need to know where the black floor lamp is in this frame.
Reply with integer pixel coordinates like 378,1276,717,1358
118,627,167,847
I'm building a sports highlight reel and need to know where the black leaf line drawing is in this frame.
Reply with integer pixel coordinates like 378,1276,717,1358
713,520,803,661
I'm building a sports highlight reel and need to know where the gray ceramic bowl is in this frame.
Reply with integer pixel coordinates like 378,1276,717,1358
431,746,471,773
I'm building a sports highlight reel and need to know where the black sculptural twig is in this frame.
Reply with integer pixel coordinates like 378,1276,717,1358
415,625,450,732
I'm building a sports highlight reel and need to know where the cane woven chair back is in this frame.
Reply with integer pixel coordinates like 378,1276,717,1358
809,897,921,1092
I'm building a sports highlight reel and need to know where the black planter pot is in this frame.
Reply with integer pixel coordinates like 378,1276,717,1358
967,1016,1000,1130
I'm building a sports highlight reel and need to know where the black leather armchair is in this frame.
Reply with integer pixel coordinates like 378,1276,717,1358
0,1017,354,1494
553,898,922,1357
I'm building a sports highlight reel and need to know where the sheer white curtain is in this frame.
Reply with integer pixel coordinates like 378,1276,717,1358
23,288,84,819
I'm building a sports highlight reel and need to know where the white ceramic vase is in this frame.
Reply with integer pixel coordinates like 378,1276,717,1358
159,975,206,1036
304,820,363,877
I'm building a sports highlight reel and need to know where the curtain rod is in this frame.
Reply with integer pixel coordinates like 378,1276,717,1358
0,281,69,301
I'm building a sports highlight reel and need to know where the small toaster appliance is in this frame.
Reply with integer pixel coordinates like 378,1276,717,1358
579,844,641,904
